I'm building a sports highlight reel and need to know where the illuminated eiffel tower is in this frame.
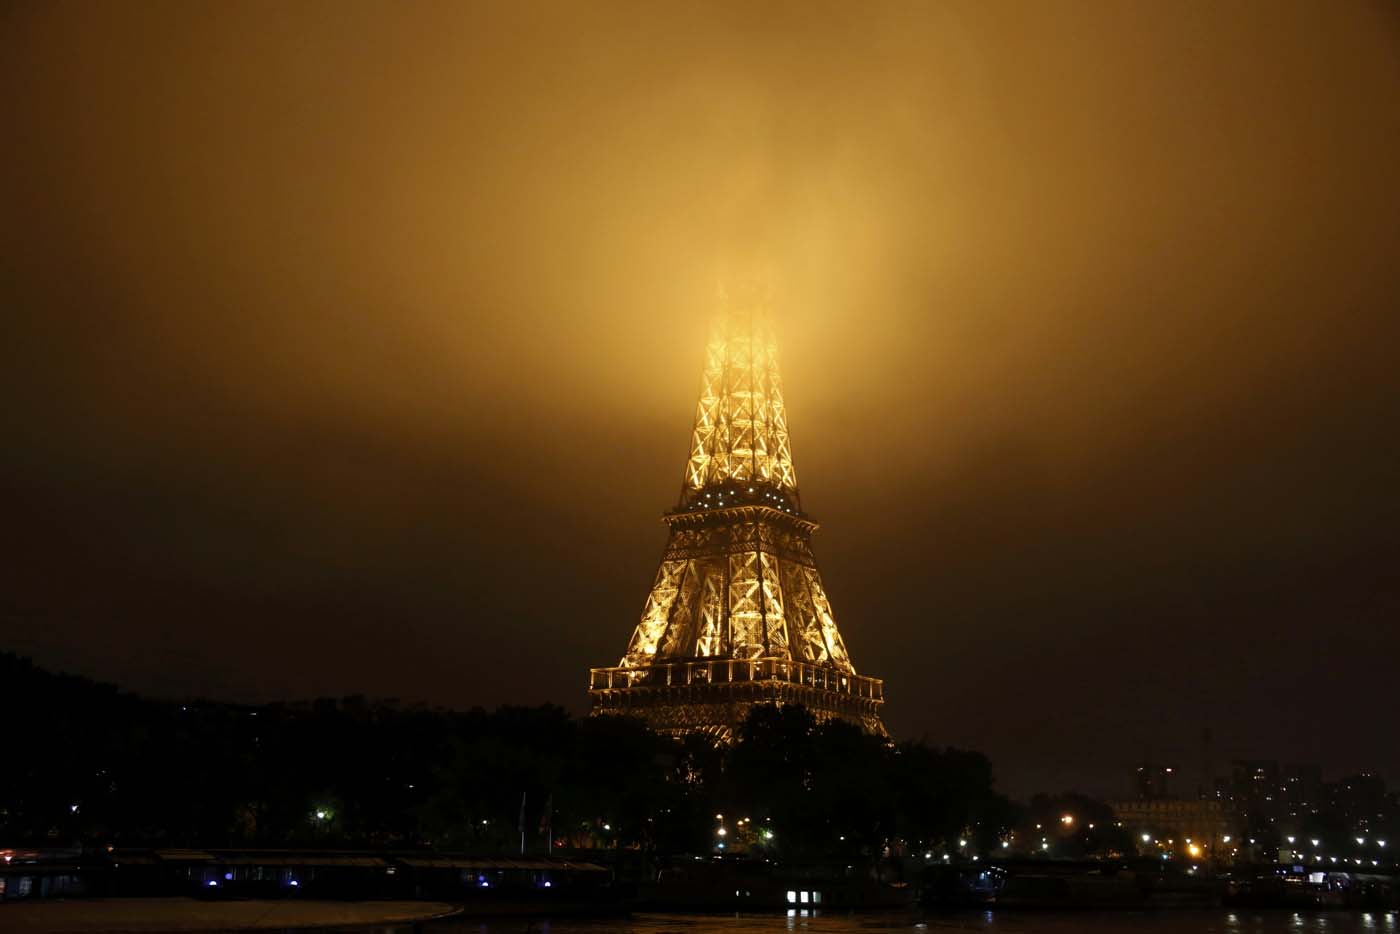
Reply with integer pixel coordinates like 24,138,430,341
588,284,886,741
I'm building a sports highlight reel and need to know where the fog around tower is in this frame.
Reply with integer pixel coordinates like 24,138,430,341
3,1,1398,794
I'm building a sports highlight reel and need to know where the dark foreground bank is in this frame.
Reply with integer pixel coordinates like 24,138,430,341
6,904,1400,934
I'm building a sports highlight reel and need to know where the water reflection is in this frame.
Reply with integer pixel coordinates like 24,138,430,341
422,911,1400,934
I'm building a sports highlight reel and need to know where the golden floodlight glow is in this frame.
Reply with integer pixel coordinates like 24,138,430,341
587,284,886,740
620,284,853,673
683,284,797,499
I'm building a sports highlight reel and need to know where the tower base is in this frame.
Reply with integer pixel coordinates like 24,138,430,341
588,657,885,742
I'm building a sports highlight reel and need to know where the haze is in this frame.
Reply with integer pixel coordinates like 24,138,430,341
3,1,1398,795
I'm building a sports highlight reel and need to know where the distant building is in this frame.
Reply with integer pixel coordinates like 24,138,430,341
1324,772,1396,841
1108,797,1238,857
1111,758,1395,864
1215,760,1323,832
1130,761,1178,800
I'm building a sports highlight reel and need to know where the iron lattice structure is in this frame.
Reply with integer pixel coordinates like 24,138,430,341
589,284,886,741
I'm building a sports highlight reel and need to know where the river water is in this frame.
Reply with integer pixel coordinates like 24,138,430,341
428,910,1400,934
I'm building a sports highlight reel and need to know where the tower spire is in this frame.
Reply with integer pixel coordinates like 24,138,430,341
682,282,798,508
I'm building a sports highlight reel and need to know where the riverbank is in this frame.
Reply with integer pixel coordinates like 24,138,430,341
0,897,460,933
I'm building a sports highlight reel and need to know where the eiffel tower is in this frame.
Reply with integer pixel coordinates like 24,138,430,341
588,284,886,741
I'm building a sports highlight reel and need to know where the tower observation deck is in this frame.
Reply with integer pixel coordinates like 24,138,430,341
588,285,886,740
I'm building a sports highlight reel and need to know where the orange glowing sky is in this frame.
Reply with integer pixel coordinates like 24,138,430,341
3,1,1398,793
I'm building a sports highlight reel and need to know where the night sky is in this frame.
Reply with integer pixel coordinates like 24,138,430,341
3,2,1398,797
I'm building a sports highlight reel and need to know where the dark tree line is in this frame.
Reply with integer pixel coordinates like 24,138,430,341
1,652,1011,862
